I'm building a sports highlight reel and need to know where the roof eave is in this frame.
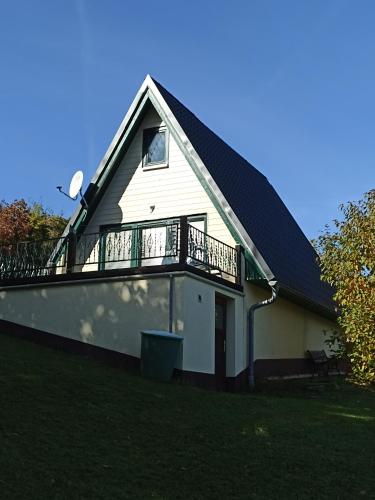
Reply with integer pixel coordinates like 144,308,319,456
249,279,337,320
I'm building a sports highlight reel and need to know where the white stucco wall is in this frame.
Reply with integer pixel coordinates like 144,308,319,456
0,277,170,360
0,274,244,376
0,275,337,378
174,277,244,376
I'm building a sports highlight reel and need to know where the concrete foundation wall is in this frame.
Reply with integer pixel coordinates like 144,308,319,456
0,274,244,377
0,278,170,360
0,276,336,381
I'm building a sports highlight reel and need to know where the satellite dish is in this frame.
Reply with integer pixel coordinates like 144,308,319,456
57,169,88,209
69,170,84,199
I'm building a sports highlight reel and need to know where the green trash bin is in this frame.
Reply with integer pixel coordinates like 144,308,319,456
140,330,183,382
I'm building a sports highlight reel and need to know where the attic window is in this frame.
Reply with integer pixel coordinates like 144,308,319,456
143,127,168,169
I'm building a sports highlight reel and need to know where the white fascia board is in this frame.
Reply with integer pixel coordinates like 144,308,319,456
90,77,150,186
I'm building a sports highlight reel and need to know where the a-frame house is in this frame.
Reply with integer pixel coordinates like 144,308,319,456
0,75,337,389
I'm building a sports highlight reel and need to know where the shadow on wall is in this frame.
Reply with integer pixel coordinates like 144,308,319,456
0,278,172,358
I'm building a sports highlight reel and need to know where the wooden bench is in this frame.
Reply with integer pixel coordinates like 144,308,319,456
307,350,337,376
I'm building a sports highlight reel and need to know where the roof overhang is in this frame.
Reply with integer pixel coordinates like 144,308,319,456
249,279,338,320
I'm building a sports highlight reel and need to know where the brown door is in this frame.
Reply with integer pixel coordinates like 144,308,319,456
215,296,227,390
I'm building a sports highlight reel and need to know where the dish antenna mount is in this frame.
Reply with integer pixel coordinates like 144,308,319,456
57,170,88,208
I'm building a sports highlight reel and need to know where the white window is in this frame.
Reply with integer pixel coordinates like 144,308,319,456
143,128,168,169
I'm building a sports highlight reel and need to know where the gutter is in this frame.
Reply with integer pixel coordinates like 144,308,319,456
248,279,279,388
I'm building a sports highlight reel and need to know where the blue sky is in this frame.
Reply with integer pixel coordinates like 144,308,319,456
1,0,374,238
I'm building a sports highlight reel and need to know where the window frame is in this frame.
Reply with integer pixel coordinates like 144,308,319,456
142,126,169,170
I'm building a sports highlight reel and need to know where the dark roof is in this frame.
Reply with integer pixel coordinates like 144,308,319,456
152,77,335,315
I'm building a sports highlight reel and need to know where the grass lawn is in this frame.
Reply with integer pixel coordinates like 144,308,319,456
0,334,374,500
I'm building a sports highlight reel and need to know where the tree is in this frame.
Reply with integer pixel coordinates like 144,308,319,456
28,202,68,240
0,199,31,245
0,199,68,245
314,190,375,385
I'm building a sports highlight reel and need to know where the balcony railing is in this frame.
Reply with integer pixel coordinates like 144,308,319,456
187,225,238,279
0,237,67,279
0,217,242,285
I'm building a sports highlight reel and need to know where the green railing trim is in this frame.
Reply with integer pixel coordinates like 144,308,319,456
245,251,264,281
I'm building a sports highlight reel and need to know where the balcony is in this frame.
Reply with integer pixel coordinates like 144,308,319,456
0,217,242,288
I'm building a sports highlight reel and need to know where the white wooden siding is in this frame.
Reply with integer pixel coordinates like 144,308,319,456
84,106,235,247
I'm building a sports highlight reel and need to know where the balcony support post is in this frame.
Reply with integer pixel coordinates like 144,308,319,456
66,227,77,274
179,216,188,265
235,244,244,285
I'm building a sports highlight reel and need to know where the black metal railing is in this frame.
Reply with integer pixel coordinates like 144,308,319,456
0,237,67,279
74,222,180,268
0,217,241,284
187,225,238,278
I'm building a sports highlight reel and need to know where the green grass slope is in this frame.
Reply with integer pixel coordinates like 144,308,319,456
0,333,374,500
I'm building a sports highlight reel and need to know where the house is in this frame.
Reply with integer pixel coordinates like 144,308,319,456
0,75,337,390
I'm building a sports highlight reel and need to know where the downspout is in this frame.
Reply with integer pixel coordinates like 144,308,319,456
168,274,174,333
248,279,279,388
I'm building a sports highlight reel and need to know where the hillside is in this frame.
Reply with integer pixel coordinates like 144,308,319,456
0,333,374,499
